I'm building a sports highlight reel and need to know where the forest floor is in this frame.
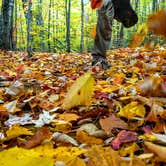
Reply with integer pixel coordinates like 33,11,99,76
0,46,166,166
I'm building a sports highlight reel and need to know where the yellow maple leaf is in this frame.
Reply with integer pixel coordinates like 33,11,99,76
76,130,103,145
0,146,54,166
86,146,120,166
118,101,146,119
5,125,33,141
62,72,95,109
0,142,86,166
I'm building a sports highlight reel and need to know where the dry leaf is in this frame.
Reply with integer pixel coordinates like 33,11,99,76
62,72,94,109
111,130,138,150
99,114,128,135
86,146,120,166
5,125,33,141
147,9,166,38
53,132,79,146
144,141,166,161
58,113,79,122
118,101,146,119
76,130,103,145
22,127,52,149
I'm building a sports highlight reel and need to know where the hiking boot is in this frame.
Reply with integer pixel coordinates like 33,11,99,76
92,56,110,69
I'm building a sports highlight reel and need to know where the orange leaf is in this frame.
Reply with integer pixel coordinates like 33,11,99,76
90,27,96,38
147,9,166,38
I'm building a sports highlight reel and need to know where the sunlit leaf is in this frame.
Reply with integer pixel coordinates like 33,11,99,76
118,101,146,119
86,146,120,166
62,72,94,109
5,125,33,141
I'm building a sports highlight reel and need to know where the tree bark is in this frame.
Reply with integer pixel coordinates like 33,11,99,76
80,0,84,53
66,0,71,52
1,0,14,50
36,0,45,52
22,0,33,56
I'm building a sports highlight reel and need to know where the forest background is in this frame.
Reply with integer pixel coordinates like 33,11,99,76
0,0,165,54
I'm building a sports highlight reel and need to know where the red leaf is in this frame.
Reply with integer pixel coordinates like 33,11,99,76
111,130,138,150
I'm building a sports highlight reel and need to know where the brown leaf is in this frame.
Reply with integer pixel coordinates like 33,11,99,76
99,114,128,135
21,127,52,149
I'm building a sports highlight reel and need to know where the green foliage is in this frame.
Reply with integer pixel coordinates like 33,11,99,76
1,0,165,52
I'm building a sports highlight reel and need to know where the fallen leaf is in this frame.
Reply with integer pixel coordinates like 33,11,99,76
144,141,166,161
118,101,146,119
99,114,128,135
22,127,52,149
62,72,94,109
111,130,138,150
53,132,79,146
86,145,120,166
5,125,33,141
76,130,103,145
58,113,79,122
0,146,54,166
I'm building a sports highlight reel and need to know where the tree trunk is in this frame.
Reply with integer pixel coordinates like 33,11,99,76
36,0,44,52
22,0,33,56
80,0,84,53
66,0,71,52
1,0,14,50
48,0,52,52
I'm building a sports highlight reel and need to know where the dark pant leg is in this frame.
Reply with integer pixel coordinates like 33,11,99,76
91,0,114,58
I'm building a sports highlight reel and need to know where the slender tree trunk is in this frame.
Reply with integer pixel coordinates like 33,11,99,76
36,0,45,52
0,11,3,48
80,0,84,53
22,0,33,56
1,0,14,50
13,0,17,50
48,0,52,52
118,24,124,47
66,0,71,52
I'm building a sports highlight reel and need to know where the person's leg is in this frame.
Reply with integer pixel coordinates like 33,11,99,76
91,0,114,68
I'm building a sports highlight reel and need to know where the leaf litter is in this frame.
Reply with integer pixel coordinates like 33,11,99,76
0,14,166,164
